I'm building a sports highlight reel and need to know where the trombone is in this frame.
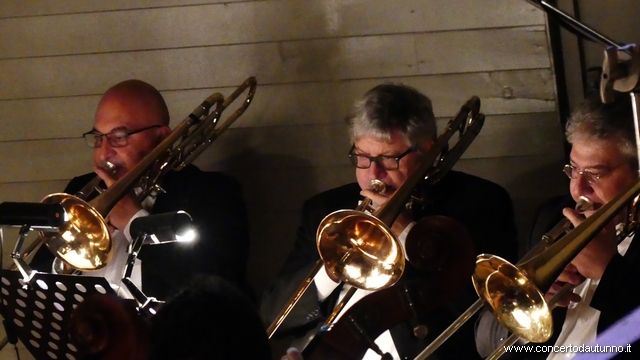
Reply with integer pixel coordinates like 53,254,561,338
414,181,640,360
267,96,486,341
266,177,405,339
10,77,257,277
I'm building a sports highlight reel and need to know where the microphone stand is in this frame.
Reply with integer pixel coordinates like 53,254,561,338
526,0,640,168
121,230,163,317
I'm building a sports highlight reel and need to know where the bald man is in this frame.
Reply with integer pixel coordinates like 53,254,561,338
32,80,251,301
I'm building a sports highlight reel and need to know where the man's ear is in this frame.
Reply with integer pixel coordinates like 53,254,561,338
417,139,434,154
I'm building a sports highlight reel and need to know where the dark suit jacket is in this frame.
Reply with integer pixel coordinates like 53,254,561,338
261,170,518,359
590,228,640,359
31,164,251,301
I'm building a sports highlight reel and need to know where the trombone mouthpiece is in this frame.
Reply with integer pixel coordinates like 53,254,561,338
369,179,386,195
575,196,594,213
102,161,116,175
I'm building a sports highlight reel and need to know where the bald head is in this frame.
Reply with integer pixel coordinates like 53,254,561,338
92,79,172,180
98,79,170,126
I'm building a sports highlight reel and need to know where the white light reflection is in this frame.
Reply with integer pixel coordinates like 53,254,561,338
344,264,362,280
176,229,196,242
149,234,160,244
61,230,74,242
365,273,392,289
529,305,550,323
383,243,398,263
511,308,532,328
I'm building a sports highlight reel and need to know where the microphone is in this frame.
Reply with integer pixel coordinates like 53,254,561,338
0,202,65,230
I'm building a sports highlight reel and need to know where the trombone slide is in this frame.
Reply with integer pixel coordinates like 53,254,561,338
267,260,323,338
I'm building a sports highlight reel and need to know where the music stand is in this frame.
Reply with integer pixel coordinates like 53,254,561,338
0,270,116,360
0,201,119,360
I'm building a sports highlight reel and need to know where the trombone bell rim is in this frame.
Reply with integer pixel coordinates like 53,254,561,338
474,254,552,343
316,209,405,291
40,193,112,271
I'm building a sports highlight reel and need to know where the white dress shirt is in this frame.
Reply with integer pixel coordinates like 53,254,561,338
547,235,633,359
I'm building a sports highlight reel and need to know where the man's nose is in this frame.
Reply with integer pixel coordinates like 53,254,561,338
571,175,593,198
96,139,116,159
368,161,386,179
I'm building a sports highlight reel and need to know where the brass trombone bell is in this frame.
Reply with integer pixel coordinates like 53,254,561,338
475,254,552,343
265,179,400,338
317,209,404,290
40,194,112,271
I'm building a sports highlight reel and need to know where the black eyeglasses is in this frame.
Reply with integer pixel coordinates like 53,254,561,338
348,145,414,170
83,125,162,148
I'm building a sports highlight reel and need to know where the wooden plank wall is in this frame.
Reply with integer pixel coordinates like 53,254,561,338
0,0,568,308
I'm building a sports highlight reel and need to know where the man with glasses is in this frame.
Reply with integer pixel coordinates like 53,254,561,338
32,79,251,301
477,94,640,359
545,94,639,359
262,84,518,359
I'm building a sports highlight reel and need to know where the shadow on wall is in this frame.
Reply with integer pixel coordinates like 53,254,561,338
207,146,317,298
236,1,346,296
507,157,569,258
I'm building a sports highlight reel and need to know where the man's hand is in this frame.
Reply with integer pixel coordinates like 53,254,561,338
545,263,585,307
94,165,143,231
563,207,618,280
281,348,304,360
360,189,412,236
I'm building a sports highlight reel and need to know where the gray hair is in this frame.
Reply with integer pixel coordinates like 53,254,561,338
345,83,436,149
566,94,637,169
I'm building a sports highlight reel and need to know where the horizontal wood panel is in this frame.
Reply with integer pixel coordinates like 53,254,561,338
0,180,69,203
0,0,248,18
0,69,555,141
198,112,565,171
0,113,564,184
460,112,564,160
453,155,568,200
0,0,544,59
0,139,92,184
416,26,550,74
0,28,551,100
234,167,353,213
